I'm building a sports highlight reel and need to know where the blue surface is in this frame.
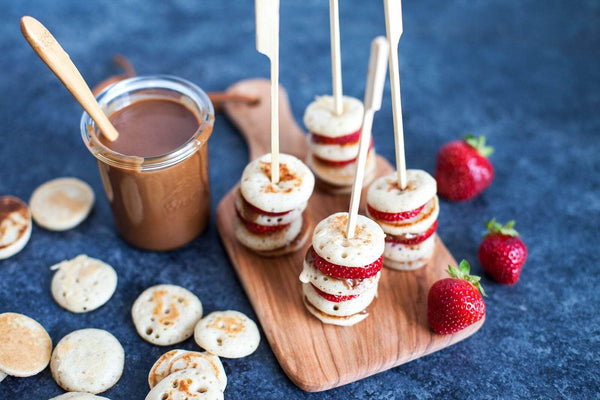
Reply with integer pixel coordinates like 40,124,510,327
1,1,599,399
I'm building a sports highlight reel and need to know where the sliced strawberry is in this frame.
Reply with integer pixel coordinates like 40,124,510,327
311,130,361,145
385,221,438,245
367,204,425,222
242,195,291,217
236,210,290,234
312,248,382,279
310,284,358,303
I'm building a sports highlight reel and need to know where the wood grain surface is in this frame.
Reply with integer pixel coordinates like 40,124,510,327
216,79,484,392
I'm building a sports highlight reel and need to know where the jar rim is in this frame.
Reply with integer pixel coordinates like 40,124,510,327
80,75,214,171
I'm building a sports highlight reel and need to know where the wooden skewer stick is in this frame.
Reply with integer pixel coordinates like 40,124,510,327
346,37,389,239
330,0,343,116
20,16,119,142
384,0,407,189
255,0,280,184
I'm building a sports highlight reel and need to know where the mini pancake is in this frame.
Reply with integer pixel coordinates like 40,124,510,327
194,310,260,359
302,297,369,327
302,282,378,317
0,312,52,377
147,349,187,388
132,284,203,346
309,140,360,161
168,351,226,391
50,329,124,394
0,371,5,382
303,95,364,137
50,393,110,400
29,177,94,231
50,255,118,313
145,368,223,400
233,212,303,252
0,196,32,260
384,234,437,271
240,153,314,214
299,248,380,296
367,170,436,213
308,148,376,187
234,189,304,227
312,212,385,268
367,196,440,236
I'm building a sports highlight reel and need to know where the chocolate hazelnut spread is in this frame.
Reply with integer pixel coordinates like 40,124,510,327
81,76,215,251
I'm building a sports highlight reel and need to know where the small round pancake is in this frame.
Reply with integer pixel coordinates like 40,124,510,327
234,189,304,227
194,310,260,359
308,148,376,187
168,351,226,391
240,153,314,213
299,248,380,296
145,368,223,400
30,177,94,231
367,196,439,236
384,235,437,271
132,284,203,346
309,139,360,161
51,255,118,313
233,212,303,252
0,312,52,377
0,196,32,260
312,212,385,267
367,170,436,213
50,328,124,394
302,283,378,317
303,297,368,327
0,371,5,382
147,349,187,388
303,95,364,137
50,393,110,400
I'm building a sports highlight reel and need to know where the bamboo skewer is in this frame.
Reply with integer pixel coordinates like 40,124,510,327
330,0,343,116
255,0,281,184
346,37,389,239
20,16,119,142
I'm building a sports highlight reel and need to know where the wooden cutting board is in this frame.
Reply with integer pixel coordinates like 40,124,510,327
216,79,484,392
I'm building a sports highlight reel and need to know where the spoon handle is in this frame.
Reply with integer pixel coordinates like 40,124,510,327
20,16,119,141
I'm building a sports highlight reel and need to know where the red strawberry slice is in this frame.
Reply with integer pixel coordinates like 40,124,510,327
310,284,358,303
427,260,486,335
312,248,382,279
385,221,438,245
311,130,361,145
367,204,425,222
242,195,291,217
236,210,290,234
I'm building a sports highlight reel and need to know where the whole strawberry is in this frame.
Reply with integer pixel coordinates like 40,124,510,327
427,260,486,335
478,219,527,285
434,135,494,201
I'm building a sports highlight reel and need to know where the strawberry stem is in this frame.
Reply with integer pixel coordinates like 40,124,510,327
483,218,520,238
464,134,494,157
447,260,487,296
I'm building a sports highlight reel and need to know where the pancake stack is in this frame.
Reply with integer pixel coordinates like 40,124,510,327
234,153,315,256
366,169,439,270
304,96,376,192
300,212,385,326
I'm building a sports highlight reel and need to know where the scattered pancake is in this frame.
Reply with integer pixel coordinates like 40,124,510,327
303,95,376,191
50,328,124,394
194,310,260,358
234,153,314,255
49,393,110,400
145,368,224,400
0,312,52,377
148,350,226,391
132,284,203,346
366,170,439,270
50,255,118,313
0,196,32,260
300,213,385,326
29,177,94,231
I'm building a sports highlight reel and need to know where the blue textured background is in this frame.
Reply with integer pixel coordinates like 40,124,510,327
1,1,599,399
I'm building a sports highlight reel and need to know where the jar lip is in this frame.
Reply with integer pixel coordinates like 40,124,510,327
80,74,214,171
